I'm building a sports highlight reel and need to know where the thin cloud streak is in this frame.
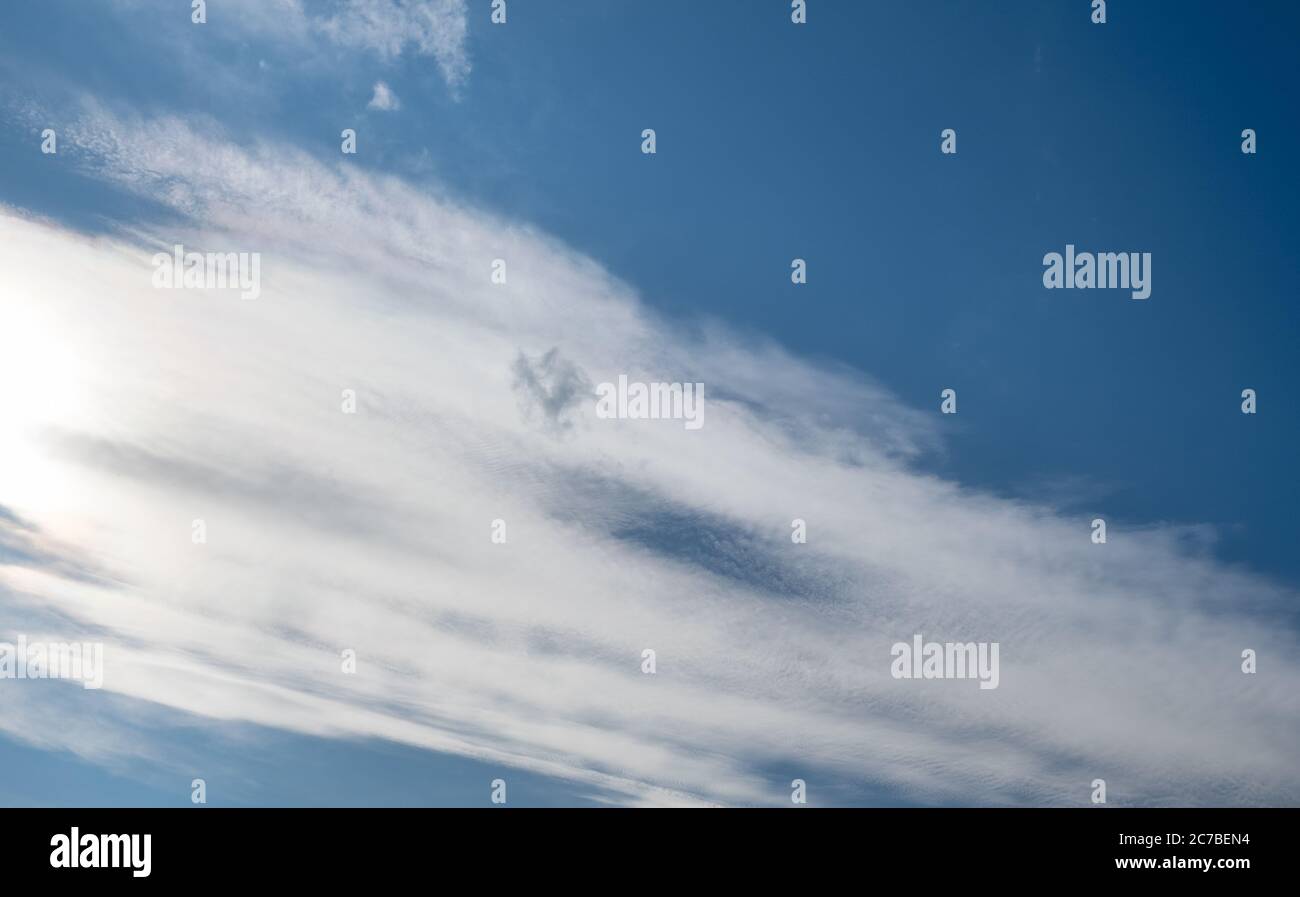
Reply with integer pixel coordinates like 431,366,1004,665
106,0,471,91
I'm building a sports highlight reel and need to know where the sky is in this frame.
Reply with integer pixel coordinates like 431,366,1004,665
0,0,1297,807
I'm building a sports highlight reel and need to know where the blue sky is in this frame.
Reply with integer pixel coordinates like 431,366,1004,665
1,1,1297,807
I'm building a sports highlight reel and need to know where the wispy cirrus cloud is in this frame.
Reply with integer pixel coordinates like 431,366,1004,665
0,103,1297,807
316,0,470,88
105,0,471,91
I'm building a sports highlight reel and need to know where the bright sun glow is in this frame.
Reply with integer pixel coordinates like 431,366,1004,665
0,286,87,512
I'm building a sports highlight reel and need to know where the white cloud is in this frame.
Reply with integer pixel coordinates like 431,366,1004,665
107,0,471,91
367,80,401,111
0,107,1297,806
317,0,470,89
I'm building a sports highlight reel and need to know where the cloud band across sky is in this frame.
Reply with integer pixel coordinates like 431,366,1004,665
0,100,1297,807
